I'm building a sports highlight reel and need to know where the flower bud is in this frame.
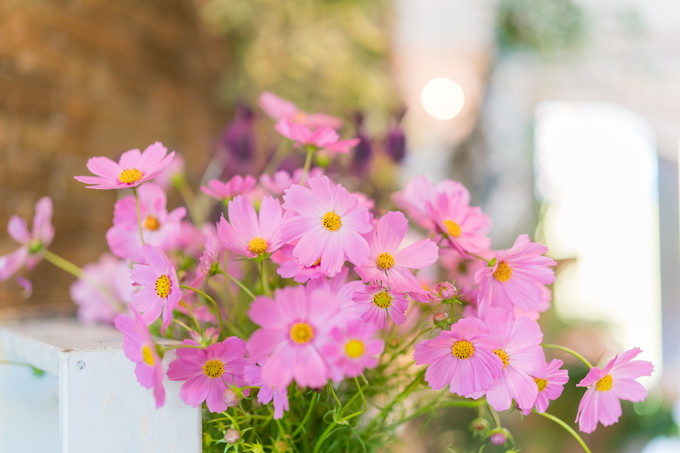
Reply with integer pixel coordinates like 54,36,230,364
432,312,448,323
224,388,241,408
224,428,240,444
470,417,489,432
489,428,510,446
435,281,457,299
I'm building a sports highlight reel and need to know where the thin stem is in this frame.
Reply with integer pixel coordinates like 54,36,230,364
132,187,146,246
0,360,34,368
292,392,319,437
161,343,204,350
467,251,492,265
535,411,592,453
180,285,223,329
542,343,593,368
487,404,502,428
300,147,315,185
218,270,256,300
370,369,425,431
259,260,271,296
173,318,195,334
43,250,83,278
387,398,485,430
173,176,203,225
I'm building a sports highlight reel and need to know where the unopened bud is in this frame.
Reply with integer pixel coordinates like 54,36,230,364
433,312,448,323
224,388,241,407
470,417,489,432
489,428,510,446
224,428,240,444
435,281,457,299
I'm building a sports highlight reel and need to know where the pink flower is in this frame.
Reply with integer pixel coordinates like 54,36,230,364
482,308,546,412
70,254,132,324
218,195,284,258
475,235,556,315
260,168,323,196
106,183,186,261
576,348,653,433
414,317,503,397
0,197,54,282
130,245,181,330
167,338,251,413
393,175,467,229
352,285,409,328
201,175,257,201
355,211,438,294
247,285,340,389
258,91,341,129
275,120,359,154
440,249,486,301
522,359,569,415
153,154,185,189
281,176,372,275
273,244,329,282
306,269,366,322
75,142,175,190
244,364,289,419
322,321,384,382
114,311,165,407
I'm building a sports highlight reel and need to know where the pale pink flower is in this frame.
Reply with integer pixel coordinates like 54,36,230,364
201,175,257,201
393,175,468,229
576,348,653,433
306,269,365,322
258,91,341,129
244,364,289,419
153,154,185,189
75,142,175,189
281,176,372,275
167,338,251,413
522,359,569,415
218,195,283,258
352,285,409,329
440,249,486,301
275,120,359,154
260,168,324,196
273,244,329,282
322,321,384,382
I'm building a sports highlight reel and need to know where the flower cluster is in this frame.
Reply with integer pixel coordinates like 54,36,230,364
2,92,654,452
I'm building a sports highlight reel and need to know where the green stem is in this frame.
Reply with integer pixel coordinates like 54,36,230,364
535,411,592,453
0,360,34,368
218,270,256,300
292,392,319,437
173,176,203,225
132,187,146,246
387,398,485,430
370,369,425,431
160,343,204,350
300,147,315,185
43,250,83,278
180,285,224,330
487,404,502,428
259,260,271,296
173,318,195,334
542,343,593,368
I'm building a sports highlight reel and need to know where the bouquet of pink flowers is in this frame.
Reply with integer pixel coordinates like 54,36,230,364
1,93,653,452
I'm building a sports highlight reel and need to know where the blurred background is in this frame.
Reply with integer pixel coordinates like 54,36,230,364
1,0,679,451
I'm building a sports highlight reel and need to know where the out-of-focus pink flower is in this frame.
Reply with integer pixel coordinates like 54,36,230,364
201,175,257,201
393,175,467,230
114,311,165,407
75,142,175,190
273,244,330,282
106,183,186,261
259,91,341,129
440,249,485,301
281,176,372,275
167,338,251,413
352,285,409,329
153,154,185,189
305,269,365,322
275,120,359,154
576,348,653,433
260,168,323,196
322,321,384,382
244,364,289,419
355,211,438,294
218,196,283,258
522,359,569,415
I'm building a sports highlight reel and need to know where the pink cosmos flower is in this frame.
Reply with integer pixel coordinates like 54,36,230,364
258,91,341,129
114,311,165,407
414,317,503,397
522,359,569,415
355,211,438,294
426,190,491,255
167,338,251,413
415,318,503,398
260,168,324,196
306,269,366,322
392,175,468,229
475,235,556,315
130,245,181,330
218,195,283,258
106,183,186,261
153,154,185,189
481,308,546,412
244,364,289,419
201,175,257,201
322,321,384,382
281,176,372,275
275,120,360,154
352,285,409,329
273,244,329,282
247,285,340,389
75,142,175,189
0,197,54,282
576,348,653,433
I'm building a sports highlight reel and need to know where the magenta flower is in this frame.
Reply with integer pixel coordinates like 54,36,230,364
167,338,251,413
247,285,340,389
106,183,186,261
522,359,569,415
281,176,372,275
130,245,181,330
0,197,54,283
393,175,468,229
322,321,384,382
260,168,324,196
259,91,341,129
475,235,556,315
75,142,175,190
482,308,546,412
275,120,360,154
352,285,409,329
114,311,165,407
244,364,289,419
414,317,502,397
201,175,257,201
576,348,653,433
355,211,438,294
218,195,284,258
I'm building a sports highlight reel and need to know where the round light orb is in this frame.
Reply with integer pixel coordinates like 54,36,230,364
419,77,465,120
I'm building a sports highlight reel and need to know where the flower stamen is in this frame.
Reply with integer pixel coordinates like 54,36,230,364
247,237,268,255
344,340,365,358
493,349,510,367
144,215,160,231
289,322,314,344
154,274,172,298
451,340,475,359
118,168,143,185
595,374,613,391
493,261,513,282
202,359,225,378
376,253,395,270
443,219,462,237
372,291,392,309
533,377,548,392
141,345,155,366
322,212,342,231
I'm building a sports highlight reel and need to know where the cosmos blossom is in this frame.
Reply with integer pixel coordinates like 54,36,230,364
218,195,284,258
392,174,468,230
201,175,257,201
522,359,569,415
322,321,384,382
258,91,341,129
352,284,409,329
244,364,289,419
275,120,360,154
259,168,324,196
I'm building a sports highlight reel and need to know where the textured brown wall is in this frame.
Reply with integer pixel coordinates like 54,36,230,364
0,0,227,318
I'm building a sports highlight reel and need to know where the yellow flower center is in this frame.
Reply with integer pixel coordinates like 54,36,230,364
247,237,268,255
375,253,395,270
451,340,475,359
595,374,613,391
289,322,314,344
493,349,510,367
143,215,160,231
493,261,513,282
154,274,172,298
443,219,462,237
533,377,548,392
202,359,225,378
322,212,342,231
309,258,322,268
372,291,392,308
141,345,155,366
344,339,365,358
118,168,143,184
